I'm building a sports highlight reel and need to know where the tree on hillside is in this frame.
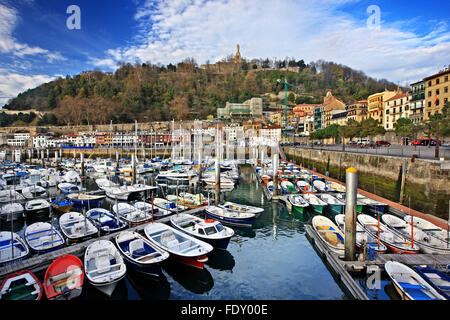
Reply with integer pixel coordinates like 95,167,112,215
168,96,190,121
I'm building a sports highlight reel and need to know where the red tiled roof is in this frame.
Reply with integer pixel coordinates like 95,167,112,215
385,93,406,102
423,69,450,81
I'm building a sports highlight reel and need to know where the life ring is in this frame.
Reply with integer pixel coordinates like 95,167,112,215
303,185,310,191
204,219,215,223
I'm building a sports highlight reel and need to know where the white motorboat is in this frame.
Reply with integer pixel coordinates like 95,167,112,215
170,213,234,250
144,222,213,269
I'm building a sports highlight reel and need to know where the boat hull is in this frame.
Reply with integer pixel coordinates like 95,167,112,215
171,253,208,269
205,209,254,228
309,204,324,214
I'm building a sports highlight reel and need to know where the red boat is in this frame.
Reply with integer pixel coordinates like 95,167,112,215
44,254,84,300
0,270,43,300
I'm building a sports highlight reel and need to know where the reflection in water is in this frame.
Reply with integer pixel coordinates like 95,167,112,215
126,269,171,300
79,277,128,300
384,282,401,300
205,249,235,272
163,262,214,295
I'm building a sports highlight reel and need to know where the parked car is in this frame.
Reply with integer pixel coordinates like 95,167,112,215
411,138,440,146
376,141,391,147
346,141,358,147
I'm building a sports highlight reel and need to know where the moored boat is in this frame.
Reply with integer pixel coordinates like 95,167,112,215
385,261,446,300
287,194,309,217
414,265,450,299
296,180,316,194
280,180,296,194
43,254,84,300
0,202,24,221
24,199,50,220
51,198,73,215
403,215,449,243
217,201,264,218
318,193,345,214
144,222,213,269
59,211,98,242
24,222,65,253
303,194,327,214
0,270,43,300
57,183,80,194
0,231,29,266
113,202,153,226
84,240,127,297
312,215,345,255
21,185,47,199
357,214,419,254
334,214,387,254
67,193,106,209
204,205,256,228
170,213,234,250
382,214,450,254
115,230,169,277
86,208,127,234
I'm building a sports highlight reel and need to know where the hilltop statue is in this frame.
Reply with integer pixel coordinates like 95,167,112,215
235,44,243,62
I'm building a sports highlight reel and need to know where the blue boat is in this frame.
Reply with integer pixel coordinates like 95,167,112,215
86,208,128,234
67,193,106,209
415,265,450,299
114,231,169,277
204,206,256,228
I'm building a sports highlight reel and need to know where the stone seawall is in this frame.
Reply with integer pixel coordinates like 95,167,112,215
283,147,450,219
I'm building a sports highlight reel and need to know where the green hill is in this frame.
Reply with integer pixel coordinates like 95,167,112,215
2,59,402,126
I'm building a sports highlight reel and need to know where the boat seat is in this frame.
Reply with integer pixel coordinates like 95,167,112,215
95,254,111,274
160,231,178,248
129,239,147,259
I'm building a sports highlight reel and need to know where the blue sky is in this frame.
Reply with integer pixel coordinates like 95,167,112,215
1,0,450,106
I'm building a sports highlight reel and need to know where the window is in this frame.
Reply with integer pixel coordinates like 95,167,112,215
445,87,448,93
428,102,432,107
428,91,432,97
436,89,440,95
446,76,449,82
436,78,440,85
428,81,432,86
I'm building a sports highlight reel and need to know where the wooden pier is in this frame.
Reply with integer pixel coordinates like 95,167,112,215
0,206,206,280
305,224,370,300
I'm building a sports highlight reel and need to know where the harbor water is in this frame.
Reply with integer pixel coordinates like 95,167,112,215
0,165,399,300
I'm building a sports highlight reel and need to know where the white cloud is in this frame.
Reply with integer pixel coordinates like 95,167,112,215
91,0,450,85
0,3,65,61
0,69,57,106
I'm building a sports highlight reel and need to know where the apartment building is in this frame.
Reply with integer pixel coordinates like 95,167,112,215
424,69,450,120
367,90,398,125
384,93,410,130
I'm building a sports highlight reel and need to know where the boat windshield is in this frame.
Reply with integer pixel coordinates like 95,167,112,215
215,223,224,232
204,226,217,235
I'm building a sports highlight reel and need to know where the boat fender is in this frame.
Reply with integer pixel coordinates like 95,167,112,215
205,219,215,223
303,185,309,191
